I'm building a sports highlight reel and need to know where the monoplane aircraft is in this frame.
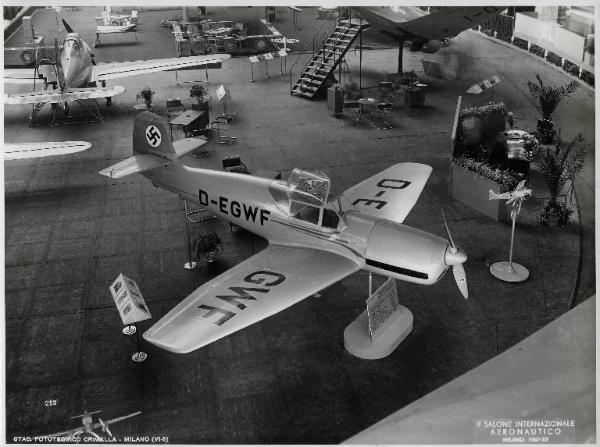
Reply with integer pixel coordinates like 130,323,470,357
45,407,141,441
489,180,532,206
4,20,230,117
353,6,504,72
4,140,91,160
100,112,468,354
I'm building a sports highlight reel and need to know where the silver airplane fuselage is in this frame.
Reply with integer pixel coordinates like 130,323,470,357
60,33,94,89
144,164,460,288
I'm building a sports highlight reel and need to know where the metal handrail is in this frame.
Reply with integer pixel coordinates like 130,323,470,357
288,8,339,92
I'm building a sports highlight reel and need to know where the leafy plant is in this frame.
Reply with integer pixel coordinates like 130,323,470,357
527,74,578,121
451,156,522,189
194,231,223,261
461,101,507,121
190,84,208,103
136,87,154,107
531,130,585,225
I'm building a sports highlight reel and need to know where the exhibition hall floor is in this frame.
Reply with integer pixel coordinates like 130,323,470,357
4,6,595,443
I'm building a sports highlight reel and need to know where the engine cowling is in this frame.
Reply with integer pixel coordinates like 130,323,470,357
364,219,449,286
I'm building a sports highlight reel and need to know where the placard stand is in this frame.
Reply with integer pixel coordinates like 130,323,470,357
344,276,413,360
131,328,147,363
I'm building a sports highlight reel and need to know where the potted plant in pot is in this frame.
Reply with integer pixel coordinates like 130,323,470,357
136,87,154,110
527,74,578,143
531,130,586,227
190,84,209,112
194,231,223,263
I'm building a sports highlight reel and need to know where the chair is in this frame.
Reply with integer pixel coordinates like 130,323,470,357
210,116,236,144
222,155,248,172
166,98,185,120
375,81,394,129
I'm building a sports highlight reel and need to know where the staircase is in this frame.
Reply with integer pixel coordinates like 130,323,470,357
291,18,367,99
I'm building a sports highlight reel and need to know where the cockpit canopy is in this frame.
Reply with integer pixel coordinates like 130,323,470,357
287,168,330,205
284,169,341,228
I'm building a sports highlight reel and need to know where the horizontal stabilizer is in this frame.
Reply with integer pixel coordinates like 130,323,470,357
99,154,169,179
172,137,207,158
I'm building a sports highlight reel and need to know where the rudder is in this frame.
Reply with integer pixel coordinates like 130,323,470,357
133,111,177,161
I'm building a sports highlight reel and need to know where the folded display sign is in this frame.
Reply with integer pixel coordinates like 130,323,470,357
109,273,152,326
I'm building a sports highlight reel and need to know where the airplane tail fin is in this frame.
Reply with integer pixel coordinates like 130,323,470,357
133,111,176,159
99,111,206,179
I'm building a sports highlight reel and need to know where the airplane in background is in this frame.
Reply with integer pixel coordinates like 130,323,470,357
353,6,505,72
4,140,91,160
4,19,230,118
99,111,468,354
45,406,141,441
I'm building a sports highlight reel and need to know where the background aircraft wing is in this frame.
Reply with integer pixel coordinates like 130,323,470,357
342,162,432,224
92,54,230,82
5,141,91,160
144,245,360,353
399,6,504,40
4,85,125,105
4,68,45,84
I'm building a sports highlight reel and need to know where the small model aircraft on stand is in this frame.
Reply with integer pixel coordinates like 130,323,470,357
489,180,532,282
4,19,230,125
100,112,469,354
45,405,141,440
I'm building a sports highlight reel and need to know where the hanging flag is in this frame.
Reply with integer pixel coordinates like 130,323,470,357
467,75,501,94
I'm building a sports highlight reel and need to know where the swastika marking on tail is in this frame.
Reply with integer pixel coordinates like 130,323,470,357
145,125,162,147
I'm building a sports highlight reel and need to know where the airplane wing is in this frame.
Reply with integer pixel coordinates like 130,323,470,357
91,54,231,82
341,162,432,224
4,141,91,160
90,411,142,430
143,245,360,353
4,68,46,84
399,6,505,40
4,85,125,105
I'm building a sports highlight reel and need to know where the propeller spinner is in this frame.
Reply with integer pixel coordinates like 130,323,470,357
442,210,468,299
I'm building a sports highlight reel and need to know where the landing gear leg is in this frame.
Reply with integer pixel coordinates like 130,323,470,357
397,39,405,73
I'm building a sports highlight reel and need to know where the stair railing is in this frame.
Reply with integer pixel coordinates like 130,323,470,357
288,8,339,92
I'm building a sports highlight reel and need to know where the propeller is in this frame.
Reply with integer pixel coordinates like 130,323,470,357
62,19,74,33
99,418,113,437
442,210,468,299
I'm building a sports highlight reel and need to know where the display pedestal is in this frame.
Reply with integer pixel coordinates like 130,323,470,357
131,351,147,363
344,305,413,360
122,325,136,336
490,261,529,282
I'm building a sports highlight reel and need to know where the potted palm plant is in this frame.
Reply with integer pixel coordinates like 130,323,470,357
194,231,223,263
136,87,154,109
527,74,578,143
531,130,585,226
190,84,209,112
